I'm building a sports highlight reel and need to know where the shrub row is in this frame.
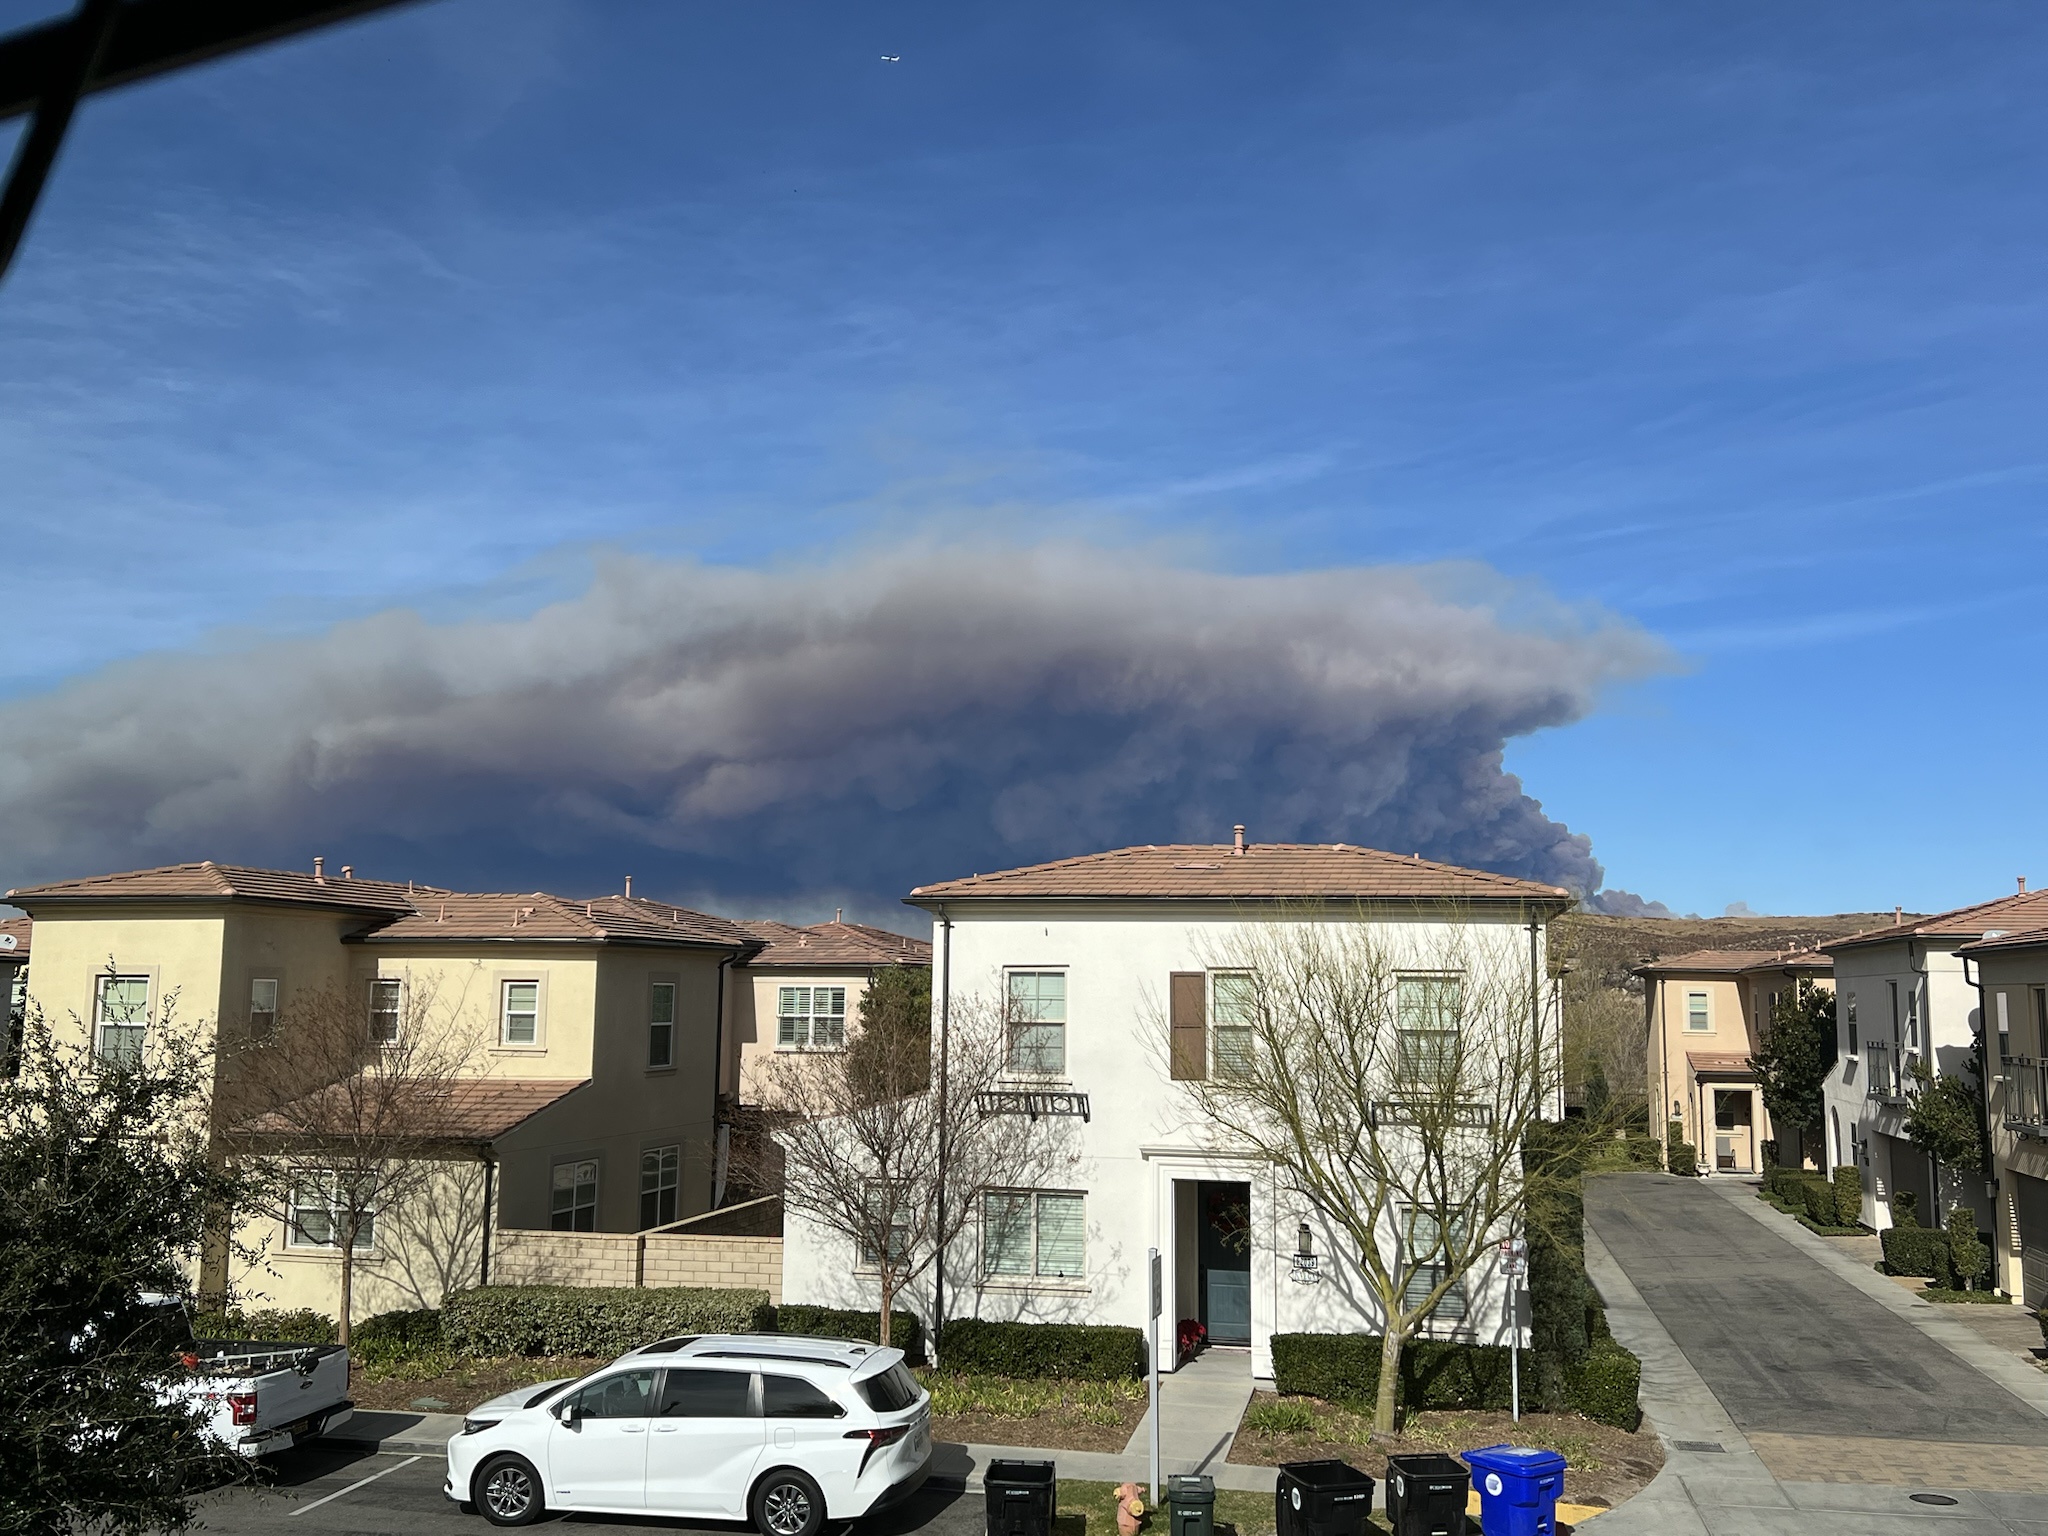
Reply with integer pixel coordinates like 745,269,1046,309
1272,1330,1641,1432
937,1319,1145,1381
442,1284,772,1357
1563,1337,1642,1431
776,1304,925,1365
351,1307,445,1368
190,1307,334,1344
1882,1224,1956,1287
1762,1165,1866,1229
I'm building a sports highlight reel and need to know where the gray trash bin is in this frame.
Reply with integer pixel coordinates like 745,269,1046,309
1168,1473,1216,1536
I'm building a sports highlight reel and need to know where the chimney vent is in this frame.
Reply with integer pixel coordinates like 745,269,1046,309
1232,824,1246,855
313,856,325,882
624,875,633,898
2022,877,2030,894
341,865,354,880
836,907,844,923
1895,904,1903,924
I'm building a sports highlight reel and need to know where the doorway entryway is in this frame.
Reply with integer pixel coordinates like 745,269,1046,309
1712,1089,1755,1173
1196,1180,1252,1346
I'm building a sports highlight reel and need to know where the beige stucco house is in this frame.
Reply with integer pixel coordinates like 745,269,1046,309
1956,924,2048,1305
6,862,759,1322
1641,947,1833,1174
724,917,931,1095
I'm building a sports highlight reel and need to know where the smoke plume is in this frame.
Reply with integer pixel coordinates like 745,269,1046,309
0,544,1663,914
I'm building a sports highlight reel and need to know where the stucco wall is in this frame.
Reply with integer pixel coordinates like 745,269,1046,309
726,965,879,1100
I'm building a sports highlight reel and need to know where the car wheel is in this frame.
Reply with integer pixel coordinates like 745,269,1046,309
474,1454,545,1527
753,1468,827,1536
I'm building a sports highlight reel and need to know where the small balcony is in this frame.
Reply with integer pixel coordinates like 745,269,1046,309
2002,1056,2048,1138
1864,1042,1909,1105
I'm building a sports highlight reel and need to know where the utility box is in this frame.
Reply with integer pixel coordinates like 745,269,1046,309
1167,1473,1216,1536
984,1460,1056,1536
1276,1459,1376,1536
1384,1453,1470,1536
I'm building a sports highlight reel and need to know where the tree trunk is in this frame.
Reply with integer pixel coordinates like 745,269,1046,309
1372,1319,1403,1435
338,1224,356,1347
878,1268,894,1348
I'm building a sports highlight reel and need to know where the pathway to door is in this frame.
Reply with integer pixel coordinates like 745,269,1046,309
1589,1171,2048,1533
1122,1347,1253,1473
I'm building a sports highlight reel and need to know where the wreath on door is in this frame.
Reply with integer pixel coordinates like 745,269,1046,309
1206,1189,1252,1255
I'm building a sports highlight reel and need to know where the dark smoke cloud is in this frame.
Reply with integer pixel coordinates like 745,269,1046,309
0,545,1664,915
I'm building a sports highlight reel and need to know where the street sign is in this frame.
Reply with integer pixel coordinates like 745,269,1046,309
1149,1250,1163,1320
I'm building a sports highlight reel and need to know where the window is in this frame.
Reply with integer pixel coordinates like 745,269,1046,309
763,1375,844,1419
1999,991,2012,1063
777,985,846,1049
1846,993,1859,1055
501,980,538,1046
1210,971,1256,1077
856,1363,920,1412
858,1183,912,1268
551,1158,599,1231
368,978,401,1045
640,1145,679,1228
1401,1207,1470,1323
656,1369,752,1418
1905,988,1920,1053
287,1173,374,1252
249,977,278,1035
648,982,676,1068
1005,971,1066,1076
572,1369,657,1420
1397,975,1463,1079
1684,991,1710,1033
981,1190,1085,1280
2035,988,2048,1058
94,974,150,1064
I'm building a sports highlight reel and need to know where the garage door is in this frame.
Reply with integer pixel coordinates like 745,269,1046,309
2014,1173,2048,1308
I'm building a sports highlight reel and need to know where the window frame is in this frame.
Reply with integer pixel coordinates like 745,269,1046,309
248,976,279,1036
1683,989,1711,1033
499,978,540,1047
648,980,677,1069
94,973,152,1065
368,976,403,1047
1003,969,1068,1078
776,984,847,1051
980,1188,1087,1284
856,1182,913,1271
550,1156,600,1232
1396,973,1464,1081
285,1171,376,1253
1208,970,1256,1078
640,1143,680,1229
1400,1206,1471,1327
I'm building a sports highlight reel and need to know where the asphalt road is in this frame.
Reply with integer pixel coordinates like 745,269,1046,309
1587,1171,2048,1444
187,1442,984,1536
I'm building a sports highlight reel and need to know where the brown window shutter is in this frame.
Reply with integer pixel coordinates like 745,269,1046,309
1170,972,1207,1081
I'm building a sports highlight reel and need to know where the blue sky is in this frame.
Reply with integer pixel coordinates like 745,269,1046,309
3,0,2046,919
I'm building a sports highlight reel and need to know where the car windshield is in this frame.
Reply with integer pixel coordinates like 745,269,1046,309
855,1363,920,1412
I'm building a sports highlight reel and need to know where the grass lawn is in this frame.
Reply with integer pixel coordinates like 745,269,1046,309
1055,1480,1304,1536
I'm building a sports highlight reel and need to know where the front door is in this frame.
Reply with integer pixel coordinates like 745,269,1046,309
1197,1180,1252,1346
1713,1089,1754,1173
645,1367,762,1516
547,1367,656,1510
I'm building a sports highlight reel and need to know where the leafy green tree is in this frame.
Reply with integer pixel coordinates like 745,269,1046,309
1905,1056,1985,1218
847,965,932,1101
0,1005,258,1534
1752,983,1836,1165
1947,1205,1990,1292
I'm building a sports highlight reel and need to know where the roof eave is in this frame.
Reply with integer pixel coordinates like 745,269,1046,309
8,889,417,916
904,890,1574,911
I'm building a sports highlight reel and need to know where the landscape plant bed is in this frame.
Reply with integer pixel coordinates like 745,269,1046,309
1919,1287,2014,1305
351,1353,604,1413
1055,1479,1285,1536
1757,1189,1865,1236
922,1372,1147,1453
1227,1392,1662,1509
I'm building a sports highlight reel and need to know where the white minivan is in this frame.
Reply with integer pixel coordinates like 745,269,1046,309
444,1334,932,1532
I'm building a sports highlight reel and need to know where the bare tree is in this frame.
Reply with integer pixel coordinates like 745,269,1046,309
1172,914,1562,1434
742,989,1066,1349
224,972,483,1343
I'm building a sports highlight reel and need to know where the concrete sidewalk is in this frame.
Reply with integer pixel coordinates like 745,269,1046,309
1122,1346,1256,1475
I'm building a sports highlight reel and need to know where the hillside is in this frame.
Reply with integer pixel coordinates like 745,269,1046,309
1554,910,1907,991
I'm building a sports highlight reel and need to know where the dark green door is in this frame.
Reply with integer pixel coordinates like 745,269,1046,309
1197,1181,1252,1346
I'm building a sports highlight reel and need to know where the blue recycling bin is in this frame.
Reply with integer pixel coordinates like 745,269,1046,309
1461,1445,1567,1536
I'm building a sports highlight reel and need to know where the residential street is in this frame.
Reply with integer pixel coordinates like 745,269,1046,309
1589,1171,2048,1535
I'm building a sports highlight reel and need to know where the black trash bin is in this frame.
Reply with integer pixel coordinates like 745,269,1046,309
1167,1473,1216,1536
984,1460,1056,1536
1383,1453,1470,1536
1276,1459,1375,1536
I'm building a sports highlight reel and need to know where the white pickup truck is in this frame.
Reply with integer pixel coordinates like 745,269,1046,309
174,1334,354,1457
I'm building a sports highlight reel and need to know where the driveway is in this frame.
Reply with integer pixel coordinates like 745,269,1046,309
1587,1172,2048,1447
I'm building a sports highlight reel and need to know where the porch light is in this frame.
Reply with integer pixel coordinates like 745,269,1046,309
1297,1222,1313,1258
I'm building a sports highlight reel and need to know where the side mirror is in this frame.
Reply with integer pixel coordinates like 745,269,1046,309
558,1400,581,1428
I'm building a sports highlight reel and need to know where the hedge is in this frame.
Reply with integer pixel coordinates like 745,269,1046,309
190,1307,334,1344
776,1305,925,1365
1799,1178,1839,1228
1564,1337,1642,1430
1270,1333,1513,1412
442,1285,772,1357
1667,1140,1698,1176
1880,1224,1954,1287
1833,1166,1863,1227
351,1307,445,1368
937,1319,1144,1380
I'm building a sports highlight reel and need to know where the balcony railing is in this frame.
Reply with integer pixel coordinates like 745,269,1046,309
2002,1056,2048,1138
1864,1042,1909,1105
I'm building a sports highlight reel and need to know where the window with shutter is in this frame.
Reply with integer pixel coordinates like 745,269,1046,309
1170,972,1206,1081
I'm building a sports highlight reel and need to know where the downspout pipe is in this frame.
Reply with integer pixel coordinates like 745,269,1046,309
932,906,954,1362
479,1146,497,1287
1962,952,1996,1207
711,947,737,1208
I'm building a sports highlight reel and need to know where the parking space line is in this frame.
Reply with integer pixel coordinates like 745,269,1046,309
288,1454,423,1517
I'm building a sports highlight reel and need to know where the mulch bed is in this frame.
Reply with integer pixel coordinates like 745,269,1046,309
932,1401,1147,1454
1227,1394,1663,1510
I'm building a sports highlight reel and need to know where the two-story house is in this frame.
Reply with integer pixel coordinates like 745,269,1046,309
1954,924,2048,1305
1822,886,2048,1231
6,862,760,1321
1640,947,1833,1175
777,836,1570,1381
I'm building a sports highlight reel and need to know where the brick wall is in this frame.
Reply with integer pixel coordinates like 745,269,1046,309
490,1228,783,1302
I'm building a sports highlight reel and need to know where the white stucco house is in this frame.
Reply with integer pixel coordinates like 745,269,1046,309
778,833,1571,1381
1821,886,2048,1231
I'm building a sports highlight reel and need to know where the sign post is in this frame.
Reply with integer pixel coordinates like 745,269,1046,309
1148,1247,1162,1504
1500,1236,1528,1422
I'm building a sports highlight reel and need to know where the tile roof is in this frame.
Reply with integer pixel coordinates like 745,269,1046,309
1686,1051,1756,1076
359,891,757,950
736,919,931,969
907,842,1572,904
1635,948,1833,977
1958,924,2048,957
0,915,26,959
1823,891,2048,954
234,1076,588,1142
6,861,426,914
